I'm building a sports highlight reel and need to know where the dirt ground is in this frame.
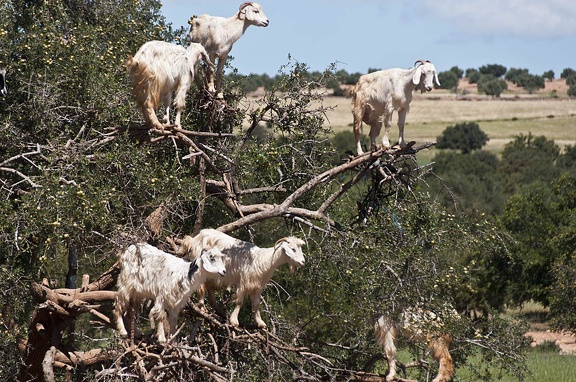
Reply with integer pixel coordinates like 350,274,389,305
524,329,576,354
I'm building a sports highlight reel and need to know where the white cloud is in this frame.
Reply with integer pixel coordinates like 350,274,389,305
423,0,576,37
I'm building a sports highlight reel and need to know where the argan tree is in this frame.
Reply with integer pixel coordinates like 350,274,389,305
0,1,529,381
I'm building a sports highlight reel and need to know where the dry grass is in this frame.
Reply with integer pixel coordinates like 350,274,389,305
320,90,576,156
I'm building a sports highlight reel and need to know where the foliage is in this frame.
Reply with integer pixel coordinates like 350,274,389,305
449,65,464,79
477,75,508,97
542,70,554,81
479,63,507,78
436,122,489,154
436,66,463,90
516,74,545,93
560,67,576,79
0,0,534,380
499,173,576,308
429,150,505,215
568,84,576,98
466,68,481,84
437,70,459,90
505,68,546,93
283,194,527,381
505,68,530,83
498,133,560,195
549,253,576,331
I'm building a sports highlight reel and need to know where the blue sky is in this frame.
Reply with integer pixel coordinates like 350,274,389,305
161,0,576,78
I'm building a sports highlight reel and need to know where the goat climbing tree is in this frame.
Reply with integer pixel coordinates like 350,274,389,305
20,88,433,381
15,68,529,381
0,1,528,380
17,75,444,380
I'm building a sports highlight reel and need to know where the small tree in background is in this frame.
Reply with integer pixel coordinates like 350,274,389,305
449,65,464,79
465,68,481,84
477,75,508,97
437,70,459,90
560,68,576,79
479,63,507,78
436,122,489,154
517,74,545,93
542,70,555,81
505,67,530,83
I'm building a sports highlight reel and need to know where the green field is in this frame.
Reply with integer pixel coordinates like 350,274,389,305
380,344,576,382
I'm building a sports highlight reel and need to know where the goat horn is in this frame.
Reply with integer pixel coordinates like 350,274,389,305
239,2,253,11
274,238,288,250
414,59,426,67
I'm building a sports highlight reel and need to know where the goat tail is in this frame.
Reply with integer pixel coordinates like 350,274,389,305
126,56,160,110
351,90,366,136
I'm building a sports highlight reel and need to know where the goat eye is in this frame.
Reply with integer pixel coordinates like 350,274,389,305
253,10,259,13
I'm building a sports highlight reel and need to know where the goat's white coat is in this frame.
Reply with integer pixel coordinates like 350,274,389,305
374,308,455,382
181,229,305,328
352,60,440,154
114,243,227,342
188,2,269,98
126,41,211,129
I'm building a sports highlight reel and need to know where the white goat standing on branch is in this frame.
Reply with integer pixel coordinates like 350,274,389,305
352,60,440,154
374,309,455,382
188,2,269,98
180,229,305,328
114,243,227,343
126,41,212,130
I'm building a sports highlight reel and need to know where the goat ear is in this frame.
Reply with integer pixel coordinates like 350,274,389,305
200,250,219,273
412,66,422,85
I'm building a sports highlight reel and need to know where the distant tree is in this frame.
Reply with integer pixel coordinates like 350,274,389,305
479,64,507,78
505,68,530,84
436,70,459,90
498,133,560,195
569,85,576,98
566,75,576,87
556,144,576,170
500,174,576,308
477,75,508,97
367,67,380,73
467,70,482,84
560,68,576,79
515,73,545,93
465,68,479,78
436,122,489,154
327,76,343,96
550,254,576,331
430,150,505,215
449,66,464,79
542,70,555,81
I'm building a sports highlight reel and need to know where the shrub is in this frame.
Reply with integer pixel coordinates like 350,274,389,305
436,122,489,154
477,76,508,97
479,64,507,78
437,70,459,90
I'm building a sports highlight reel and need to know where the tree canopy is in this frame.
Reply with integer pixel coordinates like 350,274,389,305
1,0,570,380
